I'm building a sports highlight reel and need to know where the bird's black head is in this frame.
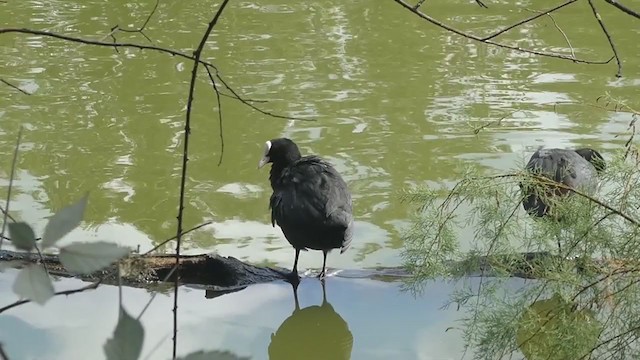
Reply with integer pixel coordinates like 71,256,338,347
258,138,302,169
575,148,606,173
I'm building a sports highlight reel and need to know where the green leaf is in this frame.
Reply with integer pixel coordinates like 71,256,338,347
104,307,144,360
41,194,89,249
12,264,54,305
59,241,130,275
8,222,37,251
176,350,251,360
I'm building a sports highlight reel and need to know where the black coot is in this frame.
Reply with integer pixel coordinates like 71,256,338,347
520,147,606,218
258,138,354,281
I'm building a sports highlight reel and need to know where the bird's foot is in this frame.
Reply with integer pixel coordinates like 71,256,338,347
317,270,326,279
287,271,301,285
273,268,301,285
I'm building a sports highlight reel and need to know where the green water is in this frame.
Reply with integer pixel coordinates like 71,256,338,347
1,0,640,358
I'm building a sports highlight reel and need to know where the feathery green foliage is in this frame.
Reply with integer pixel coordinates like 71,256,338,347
400,102,640,359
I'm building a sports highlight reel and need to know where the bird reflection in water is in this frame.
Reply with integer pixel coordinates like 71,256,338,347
268,279,353,360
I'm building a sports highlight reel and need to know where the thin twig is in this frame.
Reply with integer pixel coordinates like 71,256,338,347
123,0,159,33
172,1,231,358
213,71,315,121
0,127,22,249
0,207,16,225
525,7,576,59
603,0,640,20
0,279,102,314
477,173,639,226
1,79,30,95
218,92,267,103
204,65,225,166
0,343,8,360
581,323,640,358
545,11,575,59
107,0,160,44
136,263,178,320
587,0,623,77
117,263,122,308
483,0,577,41
33,244,50,277
475,0,488,8
0,220,212,315
392,0,613,64
414,0,427,10
0,28,313,122
142,221,213,256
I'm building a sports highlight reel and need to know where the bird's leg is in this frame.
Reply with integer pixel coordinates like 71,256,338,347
318,250,328,278
291,279,301,310
288,248,301,284
320,276,327,306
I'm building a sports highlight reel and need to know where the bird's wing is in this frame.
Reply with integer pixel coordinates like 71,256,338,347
269,156,353,232
525,148,601,192
526,149,577,183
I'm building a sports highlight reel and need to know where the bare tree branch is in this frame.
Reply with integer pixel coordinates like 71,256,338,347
0,127,22,249
0,343,9,360
483,0,577,41
0,219,212,315
204,65,225,166
603,0,640,20
475,0,488,9
0,205,16,224
105,0,160,48
0,28,313,121
142,221,213,256
524,7,576,59
392,0,613,65
172,0,231,357
588,0,623,77
0,279,102,314
212,68,314,121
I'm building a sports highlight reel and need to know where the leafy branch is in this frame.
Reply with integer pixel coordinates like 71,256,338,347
401,108,640,357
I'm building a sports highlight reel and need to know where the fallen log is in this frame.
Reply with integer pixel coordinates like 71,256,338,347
0,249,636,296
0,250,290,295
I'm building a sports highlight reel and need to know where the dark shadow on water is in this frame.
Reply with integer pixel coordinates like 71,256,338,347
268,279,354,360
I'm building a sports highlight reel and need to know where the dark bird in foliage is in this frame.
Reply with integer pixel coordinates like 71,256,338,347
519,147,606,218
258,138,354,282
268,280,353,360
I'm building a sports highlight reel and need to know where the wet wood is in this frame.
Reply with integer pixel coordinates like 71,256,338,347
0,249,635,294
0,250,290,294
